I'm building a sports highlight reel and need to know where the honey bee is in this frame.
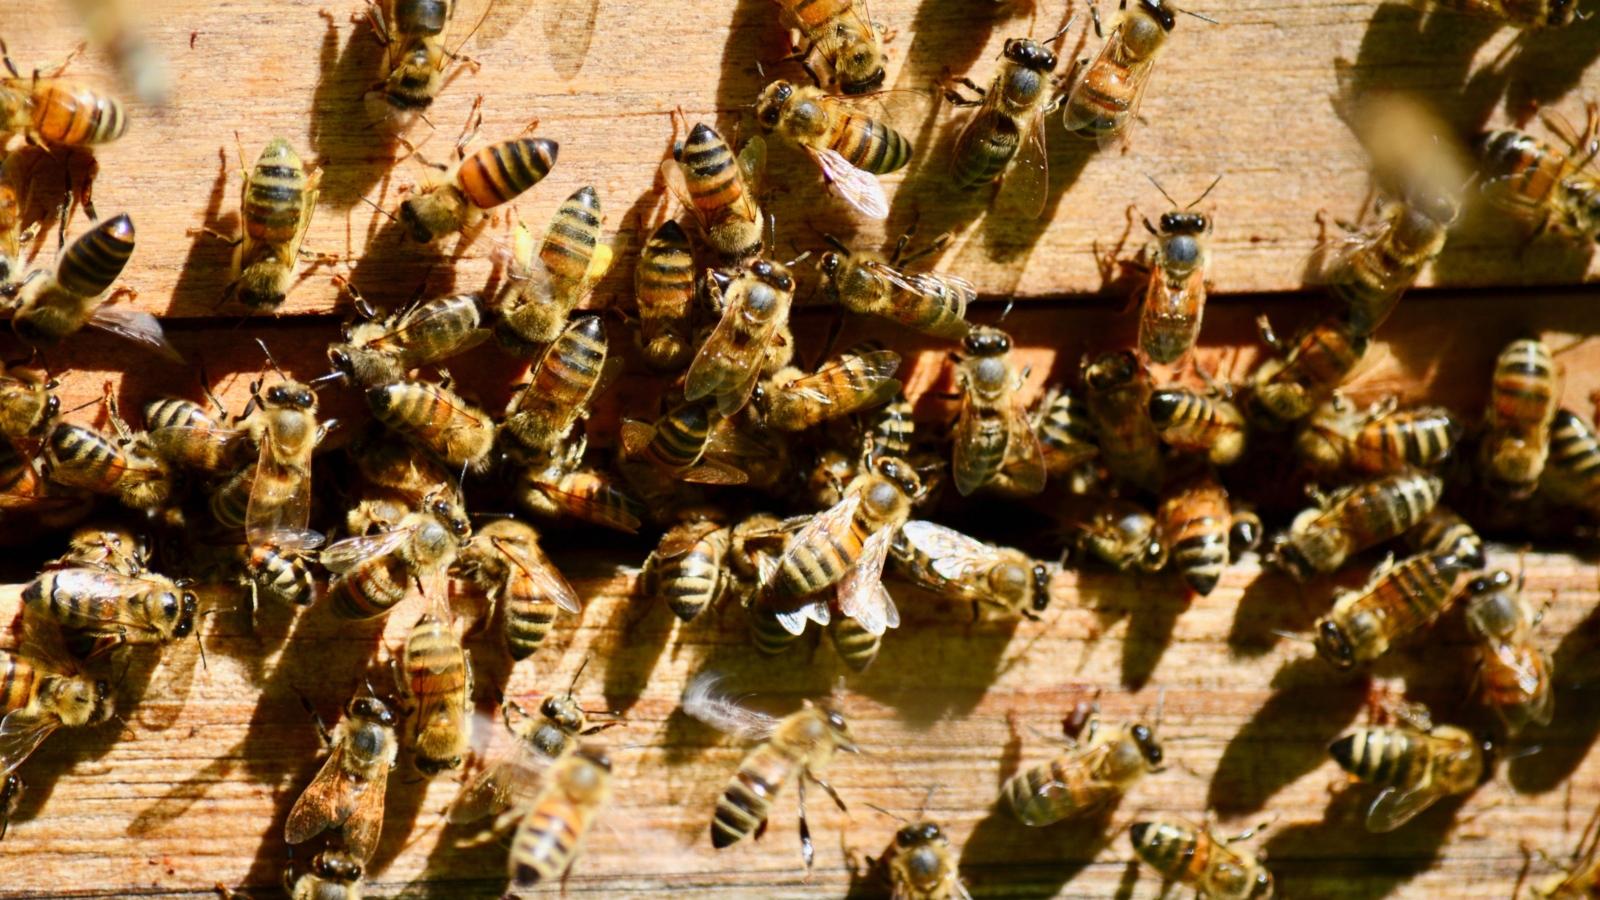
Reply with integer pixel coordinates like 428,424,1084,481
503,314,609,455
1463,569,1553,735
0,172,23,289
1328,700,1491,832
284,848,363,900
222,138,320,311
0,42,127,148
893,520,1053,618
620,400,749,485
945,35,1060,218
0,639,113,777
1075,498,1167,572
660,121,764,261
365,0,463,112
58,522,147,575
1543,408,1600,513
45,420,173,511
1312,549,1471,670
1268,471,1443,581
0,361,56,446
327,290,487,388
285,692,400,864
1417,0,1582,28
774,0,885,94
142,396,249,474
345,428,466,535
239,369,331,553
1129,818,1274,900
818,232,975,340
395,604,472,774
1134,177,1219,364
507,745,613,889
1246,315,1368,430
641,510,734,623
1479,104,1599,243
1479,337,1560,499
1528,806,1600,898
1062,0,1194,147
880,816,970,900
757,347,902,432
754,80,913,219
514,438,645,534
367,378,495,472
493,186,612,353
7,213,177,359
321,491,470,620
399,135,560,244
453,518,581,660
953,327,1044,496
682,673,856,867
685,258,797,416
1318,195,1459,337
634,219,696,372
1033,386,1099,477
1003,711,1165,826
22,566,197,646
1083,350,1164,491
1404,505,1485,570
0,441,85,520
1147,385,1245,466
735,515,807,655
1159,468,1259,596
243,542,318,613
1297,395,1459,477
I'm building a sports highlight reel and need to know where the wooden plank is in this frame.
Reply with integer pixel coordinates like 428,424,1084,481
0,0,1596,320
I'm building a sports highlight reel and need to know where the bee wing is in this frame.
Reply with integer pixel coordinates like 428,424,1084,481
284,751,353,846
449,742,551,824
678,460,751,486
809,148,889,221
499,235,559,307
899,519,994,582
280,171,321,264
770,492,861,593
531,471,642,534
319,527,412,574
496,536,582,615
999,399,1047,495
798,350,903,415
1306,220,1397,290
684,295,776,416
0,711,58,776
246,448,315,551
681,672,779,743
87,306,183,363
1094,58,1159,152
995,107,1050,220
659,160,707,229
618,419,657,460
339,759,392,863
1365,781,1447,833
865,261,976,310
379,297,487,354
837,525,898,635
736,134,766,202
951,394,989,497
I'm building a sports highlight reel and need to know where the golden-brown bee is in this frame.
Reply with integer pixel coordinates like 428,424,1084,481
1479,105,1600,243
493,186,612,353
946,36,1059,218
1268,471,1442,581
0,361,56,446
1129,818,1274,900
1404,505,1485,570
1479,337,1560,499
1328,700,1490,832
284,848,363,900
1148,385,1245,466
1318,195,1458,337
1246,315,1368,431
344,429,466,535
757,347,902,432
819,233,974,340
1418,0,1582,27
953,327,1044,496
240,372,330,552
243,542,318,612
454,518,581,661
224,138,320,311
1464,569,1554,735
734,515,807,655
142,396,249,474
367,378,495,472
399,136,559,243
22,566,197,646
1075,497,1167,572
660,121,764,261
893,520,1053,618
754,80,911,219
0,44,127,148
634,219,696,372
507,745,613,889
321,491,470,620
685,258,797,416
285,693,400,865
641,510,734,623
45,420,172,511
0,174,23,289
774,0,885,94
395,605,472,774
683,673,857,867
1543,409,1600,513
365,0,459,113
503,314,609,455
1003,712,1165,826
1062,0,1188,147
1134,178,1219,364
0,631,114,777
1297,395,1459,477
881,817,971,900
1033,386,1099,477
514,439,645,534
59,522,147,575
1159,468,1259,596
1312,550,1472,670
1083,349,1164,491
328,291,487,389
621,400,749,485
0,440,86,522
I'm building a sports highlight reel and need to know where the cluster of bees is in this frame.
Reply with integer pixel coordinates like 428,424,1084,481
0,0,1596,895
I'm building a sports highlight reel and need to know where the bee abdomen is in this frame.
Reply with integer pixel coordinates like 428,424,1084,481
540,187,603,284
1546,409,1600,505
243,141,309,244
32,83,126,145
712,763,780,848
1353,408,1457,472
0,650,40,712
748,603,803,655
1129,820,1202,881
1003,758,1077,826
511,803,579,886
395,0,450,35
56,214,135,299
831,115,911,175
46,424,125,491
828,614,881,671
951,115,1017,188
504,596,556,659
534,317,608,401
458,138,559,210
328,561,408,619
1330,727,1415,786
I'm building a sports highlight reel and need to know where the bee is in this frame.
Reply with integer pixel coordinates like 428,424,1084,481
284,848,363,900
1075,498,1167,572
1328,700,1491,832
1404,505,1485,570
0,639,114,778
1246,315,1368,430
1003,711,1165,827
641,510,734,623
395,605,472,774
22,566,197,647
818,232,974,340
1297,395,1459,477
239,370,330,553
1062,0,1192,147
893,520,1053,618
1082,350,1164,491
493,186,612,353
634,219,696,372
58,522,147,575
825,610,882,671
1312,550,1472,670
1417,0,1583,28
945,35,1059,218
366,378,495,472
142,396,250,474
503,314,609,455
620,400,749,485
660,121,764,261
0,361,56,445
1463,569,1554,735
507,745,613,889
1318,194,1459,337
453,518,581,661
1528,806,1600,898
0,441,86,521
1147,385,1246,466
1543,408,1600,513
685,258,797,416
774,0,885,94
1134,177,1219,364
753,80,912,219
1479,104,1599,243
0,43,127,147
327,291,487,389
399,136,560,244
285,692,400,864
321,491,470,620
757,347,902,432
682,673,857,867
0,174,22,289
243,542,318,612
1268,471,1443,581
1128,818,1274,900
45,420,173,512
366,0,461,112
881,817,970,900
952,327,1044,496
7,213,176,359
344,429,465,535
1159,468,1258,597
1479,337,1560,499
514,440,645,534
223,138,320,310
1033,386,1099,477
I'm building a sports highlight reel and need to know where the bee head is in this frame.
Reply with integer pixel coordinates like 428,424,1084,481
961,327,1011,357
896,821,942,846
171,590,198,639
1130,722,1164,768
1030,563,1052,611
312,853,363,883
1084,350,1139,391
749,259,795,293
1545,0,1579,26
1139,0,1178,30
818,251,843,278
755,81,794,130
1003,38,1058,73
1159,210,1209,235
350,696,397,727
1314,618,1356,669
1467,568,1514,597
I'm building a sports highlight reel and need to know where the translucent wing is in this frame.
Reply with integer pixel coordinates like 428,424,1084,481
736,134,766,208
678,459,750,486
338,760,392,863
899,520,995,582
951,394,993,497
246,435,315,552
1094,57,1158,151
528,470,642,533
498,230,559,309
659,159,706,230
995,106,1050,220
773,598,829,635
1365,781,1446,833
1030,743,1117,809
497,536,582,615
0,711,57,776
684,288,783,416
88,306,182,363
681,672,779,742
837,525,898,635
999,399,1047,495
810,148,889,220
26,570,162,634
866,262,976,311
320,527,412,575
284,751,354,846
770,492,861,597
449,739,551,824
281,171,321,265
379,294,488,355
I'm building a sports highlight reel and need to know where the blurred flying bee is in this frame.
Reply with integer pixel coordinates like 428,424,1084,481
238,366,332,553
754,80,913,219
6,213,177,359
1129,818,1274,900
399,135,560,243
1543,408,1600,514
503,315,609,455
1083,350,1163,491
514,437,645,534
634,219,696,372
953,327,1044,496
682,673,857,867
1003,709,1165,826
1479,104,1599,243
1404,505,1485,570
0,636,113,777
367,377,495,472
506,745,613,890
283,848,363,900
285,692,400,864
1247,315,1368,430
1148,385,1245,466
757,346,901,432
328,290,487,388
1075,497,1167,572
620,400,749,485
453,518,581,661
364,0,475,113
58,522,147,575
22,566,197,647
1312,549,1472,669
1033,386,1099,477
1417,0,1583,27
142,395,250,475
0,41,127,148
1159,468,1258,596
1063,0,1201,147
395,604,472,774
893,520,1053,618
641,509,734,623
0,360,56,446
1297,395,1459,477
219,138,321,311
322,490,470,620
660,121,764,261
1133,176,1219,364
1464,569,1553,735
945,34,1061,218
1267,471,1442,581
685,258,798,416
1479,338,1560,499
1328,700,1491,832
879,812,970,900
818,232,974,340
45,417,172,512
492,186,612,353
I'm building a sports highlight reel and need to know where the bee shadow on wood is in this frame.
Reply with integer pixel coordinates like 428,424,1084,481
1509,596,1600,793
344,214,455,312
309,10,400,213
598,585,675,716
850,589,1020,727
540,0,601,81
959,798,1118,898
167,145,236,316
1076,568,1187,690
713,0,779,139
1502,10,1600,113
1226,568,1325,658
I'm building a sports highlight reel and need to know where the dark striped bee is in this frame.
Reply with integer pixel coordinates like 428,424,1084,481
142,395,249,475
22,566,197,647
634,219,696,372
1480,338,1560,499
660,121,764,261
45,419,172,512
367,378,495,472
685,258,797,416
893,520,1054,618
1543,408,1600,513
757,347,902,432
1083,350,1163,491
1076,498,1167,572
1268,471,1442,581
1312,550,1473,670
321,491,470,620
283,848,363,900
946,34,1060,218
1129,818,1273,900
506,745,612,889
620,400,750,485
395,604,472,774
1464,569,1553,735
1479,104,1599,243
953,327,1044,496
818,232,975,340
224,138,320,310
0,42,127,148
1062,0,1193,147
1134,177,1220,364
1148,385,1245,466
773,0,885,94
328,290,487,389
1404,505,1485,570
0,631,114,780
243,542,317,613
1033,387,1099,477
641,508,734,623
453,519,580,661
1328,700,1491,832
285,692,399,865
365,0,467,113
0,361,56,447
1297,395,1459,477
1419,0,1582,27
1158,468,1259,596
754,80,912,219
514,435,645,533
400,135,559,243
503,314,609,455
1247,315,1368,430
493,186,612,353
1003,710,1164,826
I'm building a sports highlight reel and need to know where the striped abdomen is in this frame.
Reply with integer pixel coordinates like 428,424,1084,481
1129,820,1210,886
1336,472,1443,553
1481,129,1564,212
871,393,915,460
1480,639,1552,727
243,140,310,245
520,468,644,533
540,186,603,292
826,113,911,174
457,138,559,210
380,292,485,370
405,612,469,768
509,316,607,449
247,544,315,607
679,123,750,219
828,613,881,671
1063,53,1141,138
23,568,133,631
1139,271,1204,364
952,109,1019,187
328,558,409,619
776,510,870,597
1160,474,1231,596
0,650,42,714
503,579,557,660
1002,754,1103,826
1406,506,1484,570
1543,409,1600,510
647,525,729,622
711,741,798,848
1348,407,1457,474
1284,319,1365,391
748,601,804,655
1488,338,1558,432
145,398,239,471
955,399,1010,496
1330,726,1419,787
56,214,136,299
511,796,586,885
367,381,490,467
643,403,716,471
635,220,695,371
29,81,126,145
46,424,127,493
1148,388,1244,465
1036,389,1097,475
777,0,854,30
1330,553,1461,664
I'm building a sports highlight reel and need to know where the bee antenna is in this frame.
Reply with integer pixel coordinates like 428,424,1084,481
1180,7,1220,23
995,299,1014,324
864,802,907,823
359,195,397,222
254,339,286,378
1046,13,1077,45
818,232,851,255
917,785,937,819
1190,174,1223,208
567,655,592,697
1145,174,1180,208
307,371,345,389
1271,629,1315,645
785,250,812,269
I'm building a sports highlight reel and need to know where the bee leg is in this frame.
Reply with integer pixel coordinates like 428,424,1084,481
358,0,391,44
796,776,815,870
299,693,333,750
1254,314,1284,354
809,770,849,814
